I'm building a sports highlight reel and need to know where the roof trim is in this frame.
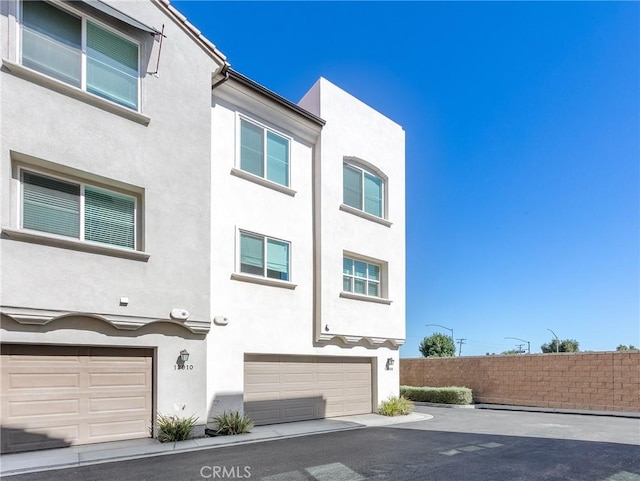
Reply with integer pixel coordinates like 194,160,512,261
227,69,325,126
153,0,229,66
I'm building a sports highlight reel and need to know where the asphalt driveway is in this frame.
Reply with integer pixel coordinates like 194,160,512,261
6,406,639,481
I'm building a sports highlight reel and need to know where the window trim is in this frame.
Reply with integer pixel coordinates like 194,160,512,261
17,166,141,251
17,0,142,112
236,114,292,189
230,167,296,197
342,157,388,220
236,228,293,285
1,226,150,261
341,252,390,302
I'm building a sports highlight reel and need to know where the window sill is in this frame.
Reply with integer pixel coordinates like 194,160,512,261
230,272,297,290
339,291,392,305
339,204,392,227
1,227,150,262
230,168,297,197
2,59,150,126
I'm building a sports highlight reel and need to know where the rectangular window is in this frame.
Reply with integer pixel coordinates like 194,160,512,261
343,257,380,297
21,170,137,250
240,119,290,187
21,1,140,110
343,163,384,218
240,231,290,281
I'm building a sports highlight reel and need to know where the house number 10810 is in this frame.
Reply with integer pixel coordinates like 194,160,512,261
175,364,194,370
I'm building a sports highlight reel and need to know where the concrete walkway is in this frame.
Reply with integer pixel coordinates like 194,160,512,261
0,412,430,477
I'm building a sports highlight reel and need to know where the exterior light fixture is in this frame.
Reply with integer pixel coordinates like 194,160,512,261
386,358,395,370
180,349,190,363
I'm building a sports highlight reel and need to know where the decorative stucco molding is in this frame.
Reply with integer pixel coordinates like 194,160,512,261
317,332,405,347
1,306,211,334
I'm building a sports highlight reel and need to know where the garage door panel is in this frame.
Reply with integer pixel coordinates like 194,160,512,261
3,424,80,451
245,372,281,384
89,372,148,388
8,372,80,389
89,395,149,414
88,418,149,440
317,372,346,382
8,398,80,418
282,372,314,383
244,355,372,425
282,406,317,420
1,345,152,453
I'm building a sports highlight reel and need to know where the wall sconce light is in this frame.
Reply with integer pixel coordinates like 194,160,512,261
180,349,190,363
386,357,395,370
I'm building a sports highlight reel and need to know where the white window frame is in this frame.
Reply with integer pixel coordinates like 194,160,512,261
236,115,292,188
18,167,139,250
340,252,391,304
236,229,292,282
342,256,382,298
342,159,387,221
17,0,142,112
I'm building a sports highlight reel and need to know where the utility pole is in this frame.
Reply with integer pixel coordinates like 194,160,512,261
516,343,524,354
456,338,466,356
505,337,530,354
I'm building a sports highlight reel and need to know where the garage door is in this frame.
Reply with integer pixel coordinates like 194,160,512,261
244,355,372,425
1,344,153,453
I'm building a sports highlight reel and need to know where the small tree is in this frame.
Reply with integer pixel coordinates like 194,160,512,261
419,333,455,357
541,338,580,353
616,344,638,351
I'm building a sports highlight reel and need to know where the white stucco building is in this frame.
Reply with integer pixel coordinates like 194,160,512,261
0,0,405,453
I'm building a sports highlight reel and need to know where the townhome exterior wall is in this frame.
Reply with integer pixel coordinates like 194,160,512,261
1,0,407,447
206,76,406,421
300,78,406,403
207,79,321,417
0,0,224,431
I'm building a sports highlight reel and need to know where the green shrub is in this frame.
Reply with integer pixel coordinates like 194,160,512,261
212,411,254,435
378,395,414,416
157,413,198,442
400,386,473,405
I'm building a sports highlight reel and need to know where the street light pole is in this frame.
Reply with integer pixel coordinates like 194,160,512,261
547,328,560,353
505,336,531,354
425,324,454,344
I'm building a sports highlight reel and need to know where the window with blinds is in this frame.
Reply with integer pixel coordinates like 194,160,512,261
21,1,140,110
21,170,137,250
239,231,290,281
343,163,384,218
239,119,290,187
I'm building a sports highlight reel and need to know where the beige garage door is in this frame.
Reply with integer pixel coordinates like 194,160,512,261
1,344,153,453
244,355,372,425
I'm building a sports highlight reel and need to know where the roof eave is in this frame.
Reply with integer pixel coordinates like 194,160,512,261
227,69,325,127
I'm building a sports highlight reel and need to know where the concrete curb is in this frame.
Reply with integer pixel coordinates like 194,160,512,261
474,404,640,419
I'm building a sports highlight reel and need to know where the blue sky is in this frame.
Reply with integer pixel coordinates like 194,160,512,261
173,1,639,357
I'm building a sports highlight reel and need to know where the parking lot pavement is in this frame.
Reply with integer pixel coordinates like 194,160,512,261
403,406,640,445
5,407,640,481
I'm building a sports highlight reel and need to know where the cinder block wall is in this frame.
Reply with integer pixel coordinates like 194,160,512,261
400,351,640,412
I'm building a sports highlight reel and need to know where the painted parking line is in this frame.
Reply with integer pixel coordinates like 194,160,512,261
261,470,309,481
440,449,461,456
458,445,485,452
306,462,365,481
439,442,504,456
478,442,503,449
603,472,640,481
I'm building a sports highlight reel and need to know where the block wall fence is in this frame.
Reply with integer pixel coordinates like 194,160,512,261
400,351,639,412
